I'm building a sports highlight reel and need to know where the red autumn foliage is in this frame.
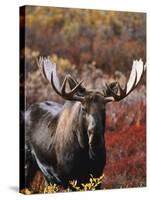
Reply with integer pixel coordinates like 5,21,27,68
102,125,146,189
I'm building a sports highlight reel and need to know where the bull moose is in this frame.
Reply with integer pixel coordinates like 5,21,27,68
25,57,146,189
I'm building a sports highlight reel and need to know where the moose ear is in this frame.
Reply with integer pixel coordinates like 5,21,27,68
103,82,118,103
104,96,115,103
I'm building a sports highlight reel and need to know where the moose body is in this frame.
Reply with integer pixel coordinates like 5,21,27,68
25,99,106,188
25,58,145,189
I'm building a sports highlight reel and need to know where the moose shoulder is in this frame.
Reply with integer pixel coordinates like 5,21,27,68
25,58,146,189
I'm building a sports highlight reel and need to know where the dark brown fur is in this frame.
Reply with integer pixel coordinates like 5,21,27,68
25,93,106,188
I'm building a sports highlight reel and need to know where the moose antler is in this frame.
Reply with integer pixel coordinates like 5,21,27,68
104,59,146,102
37,57,146,103
37,57,85,101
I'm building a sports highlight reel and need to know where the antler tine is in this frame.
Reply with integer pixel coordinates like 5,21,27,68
126,59,143,96
67,74,78,87
60,75,83,95
37,56,60,88
67,80,84,95
104,59,145,102
50,72,63,96
37,57,85,101
37,56,46,80
67,74,87,95
51,72,84,101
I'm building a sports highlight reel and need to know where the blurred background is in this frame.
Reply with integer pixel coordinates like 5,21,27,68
20,6,146,191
